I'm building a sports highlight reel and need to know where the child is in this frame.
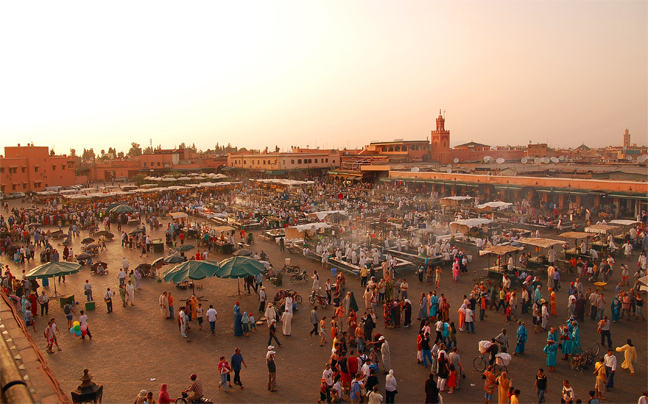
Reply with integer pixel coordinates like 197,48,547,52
447,364,457,393
318,378,327,404
331,376,342,403
249,313,256,331
196,303,204,331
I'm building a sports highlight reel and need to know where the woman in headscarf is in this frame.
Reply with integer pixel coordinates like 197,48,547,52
135,389,148,404
241,312,250,337
158,292,169,319
135,268,142,290
391,300,401,328
457,304,466,332
281,308,292,336
158,383,171,404
514,321,527,355
233,301,243,337
543,339,558,372
403,299,412,328
570,321,580,352
384,369,398,404
615,339,637,375
418,292,428,321
428,292,438,320
425,373,440,404
611,295,621,322
495,371,512,404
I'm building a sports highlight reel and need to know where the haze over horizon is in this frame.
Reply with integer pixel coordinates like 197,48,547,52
1,1,646,155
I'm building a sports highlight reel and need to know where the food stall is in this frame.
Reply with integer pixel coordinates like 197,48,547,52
209,226,236,254
609,219,640,245
584,224,621,256
476,245,524,282
516,237,566,271
560,231,593,260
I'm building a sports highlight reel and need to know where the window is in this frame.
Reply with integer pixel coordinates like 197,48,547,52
402,146,407,151
326,158,329,163
157,162,161,166
315,159,318,163
395,146,400,151
68,164,72,169
0,167,4,173
34,182,41,188
52,165,56,171
263,160,266,165
143,162,147,167
388,146,394,151
62,164,65,170
291,159,295,164
22,184,27,189
333,160,336,163
12,184,17,190
21,167,26,173
34,167,39,173
298,159,302,164
243,160,247,164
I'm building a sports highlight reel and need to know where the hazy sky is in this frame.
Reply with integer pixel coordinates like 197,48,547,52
1,1,646,155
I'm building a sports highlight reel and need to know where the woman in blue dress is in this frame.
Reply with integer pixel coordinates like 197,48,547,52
543,340,558,372
428,292,439,319
611,296,621,322
547,326,558,343
233,301,243,336
560,324,573,360
418,292,428,320
514,321,528,355
570,321,580,352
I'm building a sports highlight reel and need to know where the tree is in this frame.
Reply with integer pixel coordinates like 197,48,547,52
70,148,76,157
82,148,95,161
128,142,142,157
100,149,105,155
143,146,153,155
117,151,125,159
50,148,55,156
131,173,146,186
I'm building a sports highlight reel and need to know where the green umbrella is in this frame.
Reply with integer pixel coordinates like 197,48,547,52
25,261,82,297
178,244,195,252
110,204,136,214
215,256,264,296
215,256,264,279
163,254,186,264
163,260,220,295
162,260,220,283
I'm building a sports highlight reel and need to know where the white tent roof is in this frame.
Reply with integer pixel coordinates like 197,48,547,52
476,201,513,210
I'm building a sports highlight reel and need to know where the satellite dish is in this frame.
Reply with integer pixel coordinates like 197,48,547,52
410,167,420,173
542,157,551,164
453,158,459,164
446,168,452,173
627,156,633,161
496,157,505,164
559,155,565,161
534,157,541,164
638,155,648,163
521,157,528,164
550,157,559,163
483,156,492,163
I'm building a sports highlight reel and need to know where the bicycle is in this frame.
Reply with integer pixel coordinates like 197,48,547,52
570,343,600,371
473,354,507,376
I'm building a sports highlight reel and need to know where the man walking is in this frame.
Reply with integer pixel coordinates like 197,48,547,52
267,347,277,392
310,306,319,337
231,348,247,388
83,280,93,301
598,316,612,349
206,304,218,335
104,288,114,313
603,349,616,392
38,290,49,316
259,286,267,312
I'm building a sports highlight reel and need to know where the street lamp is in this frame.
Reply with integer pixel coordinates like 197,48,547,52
71,369,103,404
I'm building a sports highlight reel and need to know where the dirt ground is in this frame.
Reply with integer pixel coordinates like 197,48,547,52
2,201,646,404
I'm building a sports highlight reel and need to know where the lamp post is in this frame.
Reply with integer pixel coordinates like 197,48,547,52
71,369,103,404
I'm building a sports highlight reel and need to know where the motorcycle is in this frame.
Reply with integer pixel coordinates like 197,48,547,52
308,291,328,308
290,270,309,284
175,391,213,404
